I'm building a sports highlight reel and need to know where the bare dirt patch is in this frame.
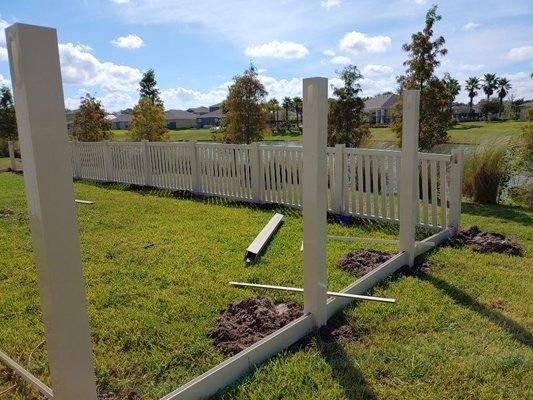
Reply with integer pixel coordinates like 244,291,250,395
337,249,395,277
447,226,523,256
209,295,303,356
0,209,14,217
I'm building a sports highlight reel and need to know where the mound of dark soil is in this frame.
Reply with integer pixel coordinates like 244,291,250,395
317,318,360,343
448,226,523,256
209,295,303,356
337,249,395,277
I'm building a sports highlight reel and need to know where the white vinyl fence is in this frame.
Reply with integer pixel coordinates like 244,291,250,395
67,140,463,230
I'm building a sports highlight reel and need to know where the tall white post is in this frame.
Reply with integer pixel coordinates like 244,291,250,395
449,149,464,232
399,90,420,267
302,77,328,329
8,140,16,171
332,143,345,213
6,23,98,400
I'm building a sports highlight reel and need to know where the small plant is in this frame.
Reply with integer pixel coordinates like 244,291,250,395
463,138,514,204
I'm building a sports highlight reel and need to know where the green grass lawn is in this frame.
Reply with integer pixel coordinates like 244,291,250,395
109,121,526,147
0,172,531,399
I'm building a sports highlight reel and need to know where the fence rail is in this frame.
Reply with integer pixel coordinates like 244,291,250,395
63,140,464,229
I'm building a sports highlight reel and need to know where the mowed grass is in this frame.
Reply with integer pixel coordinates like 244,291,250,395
0,172,532,399
110,121,526,146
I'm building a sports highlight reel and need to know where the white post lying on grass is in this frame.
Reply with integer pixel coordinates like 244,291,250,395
398,90,420,267
449,149,464,233
302,77,328,329
6,23,98,400
229,281,396,303
8,140,16,171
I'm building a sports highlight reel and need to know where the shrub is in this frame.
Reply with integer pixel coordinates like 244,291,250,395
128,97,168,141
463,139,514,204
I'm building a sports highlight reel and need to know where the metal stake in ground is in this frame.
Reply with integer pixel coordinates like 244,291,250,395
6,23,98,399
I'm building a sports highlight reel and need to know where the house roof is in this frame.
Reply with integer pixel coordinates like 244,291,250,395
112,114,132,123
364,94,399,112
198,109,222,119
209,102,222,109
165,109,198,120
519,101,533,108
187,106,209,114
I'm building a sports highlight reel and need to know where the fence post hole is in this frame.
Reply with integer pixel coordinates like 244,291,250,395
449,149,464,233
250,142,262,203
8,140,16,171
332,143,345,213
104,139,113,182
189,141,200,193
302,77,328,329
141,139,152,187
6,23,98,399
399,89,420,267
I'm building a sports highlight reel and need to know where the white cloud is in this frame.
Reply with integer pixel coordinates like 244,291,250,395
258,75,303,99
111,34,145,49
245,40,309,59
0,17,9,45
459,64,485,71
328,55,351,64
321,0,342,9
59,42,142,92
362,64,393,76
111,0,130,3
507,46,533,62
161,86,227,109
462,22,481,31
503,71,533,100
0,46,7,61
339,31,391,54
414,0,427,4
323,49,335,56
0,73,9,86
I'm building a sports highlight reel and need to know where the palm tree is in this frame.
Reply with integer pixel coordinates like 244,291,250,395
482,73,498,101
266,99,280,131
292,96,303,129
282,97,293,130
465,77,481,115
443,73,461,114
271,98,280,130
496,77,512,117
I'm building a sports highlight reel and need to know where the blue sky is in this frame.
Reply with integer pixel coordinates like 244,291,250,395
0,0,532,111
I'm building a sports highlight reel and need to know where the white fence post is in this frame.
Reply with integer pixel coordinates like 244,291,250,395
332,143,345,213
302,77,328,329
250,142,262,202
141,140,152,186
8,140,16,171
189,141,200,193
104,139,113,182
399,90,420,267
6,23,98,399
449,149,464,232
73,140,81,179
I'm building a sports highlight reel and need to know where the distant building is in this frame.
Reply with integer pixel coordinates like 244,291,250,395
364,93,399,125
196,109,222,128
111,114,132,130
209,102,222,112
519,101,533,121
164,109,198,129
187,106,209,115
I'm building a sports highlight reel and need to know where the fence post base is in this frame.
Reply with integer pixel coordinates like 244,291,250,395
449,149,464,233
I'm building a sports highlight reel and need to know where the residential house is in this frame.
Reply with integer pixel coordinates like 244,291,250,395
209,102,222,112
187,106,209,115
364,93,399,125
196,108,222,128
164,109,198,129
111,114,132,130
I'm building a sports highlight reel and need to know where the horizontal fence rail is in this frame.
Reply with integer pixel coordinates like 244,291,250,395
67,140,461,229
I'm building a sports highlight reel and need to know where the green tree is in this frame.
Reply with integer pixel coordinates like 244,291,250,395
282,97,293,130
292,97,303,130
70,93,112,142
0,86,17,141
391,5,451,150
267,98,280,131
443,73,461,120
327,65,370,147
465,77,481,115
128,97,168,141
482,73,498,101
220,65,269,144
496,77,512,117
139,68,162,105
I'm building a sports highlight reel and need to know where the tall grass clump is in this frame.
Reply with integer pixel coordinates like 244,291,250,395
463,138,514,204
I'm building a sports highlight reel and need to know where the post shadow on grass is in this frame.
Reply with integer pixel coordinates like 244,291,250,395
423,274,533,348
461,202,532,227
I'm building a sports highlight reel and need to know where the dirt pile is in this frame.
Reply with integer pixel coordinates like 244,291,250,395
447,226,523,256
209,295,303,356
317,318,360,343
337,249,395,277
